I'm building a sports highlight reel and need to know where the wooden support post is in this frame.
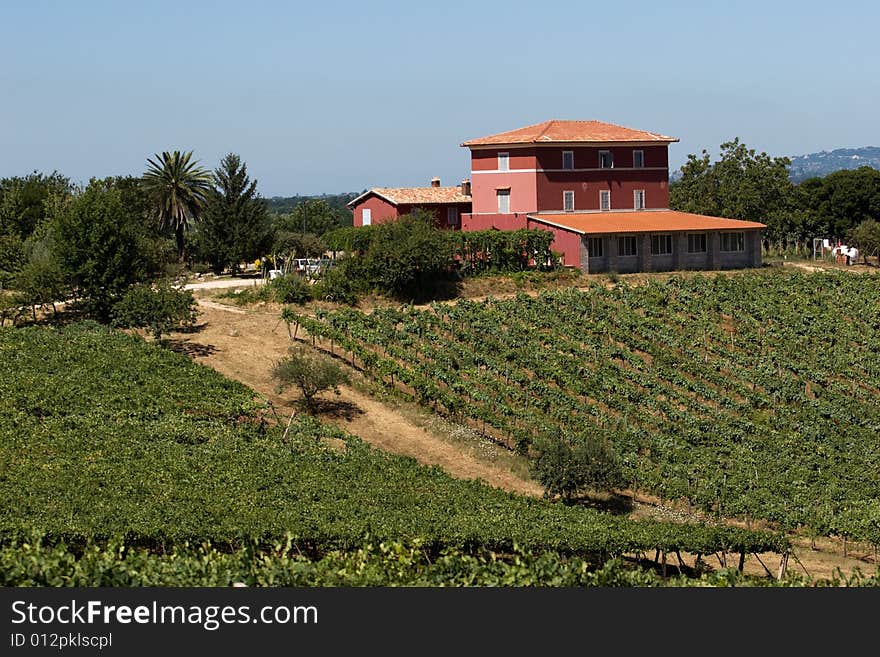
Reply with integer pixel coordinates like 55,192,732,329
777,552,789,580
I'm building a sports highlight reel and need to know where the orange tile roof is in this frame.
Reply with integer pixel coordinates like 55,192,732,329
461,120,679,147
348,187,471,208
529,210,766,234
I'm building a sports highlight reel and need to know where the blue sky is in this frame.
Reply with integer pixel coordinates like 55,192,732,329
2,0,878,196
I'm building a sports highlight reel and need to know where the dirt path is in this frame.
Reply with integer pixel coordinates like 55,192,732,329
167,300,541,497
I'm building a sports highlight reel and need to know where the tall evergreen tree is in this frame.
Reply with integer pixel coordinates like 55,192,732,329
141,151,212,263
193,153,272,274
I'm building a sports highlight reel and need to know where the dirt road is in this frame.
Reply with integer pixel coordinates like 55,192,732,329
167,300,542,496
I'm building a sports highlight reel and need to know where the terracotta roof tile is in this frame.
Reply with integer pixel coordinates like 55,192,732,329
462,120,679,147
348,187,471,208
530,210,765,234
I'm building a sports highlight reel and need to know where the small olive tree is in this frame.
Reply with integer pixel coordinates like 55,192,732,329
530,435,623,502
271,346,349,413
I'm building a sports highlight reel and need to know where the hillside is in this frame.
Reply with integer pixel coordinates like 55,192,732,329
787,146,880,182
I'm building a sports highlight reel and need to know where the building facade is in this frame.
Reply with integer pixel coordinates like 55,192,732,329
460,120,765,272
347,178,472,230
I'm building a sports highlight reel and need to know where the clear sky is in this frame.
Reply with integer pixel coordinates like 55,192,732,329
2,0,878,197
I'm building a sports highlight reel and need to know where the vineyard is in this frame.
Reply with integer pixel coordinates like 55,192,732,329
291,269,880,551
0,322,794,587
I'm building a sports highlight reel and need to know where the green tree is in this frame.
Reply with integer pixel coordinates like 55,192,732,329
670,138,796,244
796,167,880,240
14,229,67,321
271,346,350,413
275,198,350,236
0,171,71,240
111,280,197,341
848,220,880,264
52,178,153,320
0,171,72,287
191,153,273,274
141,151,212,263
530,436,623,502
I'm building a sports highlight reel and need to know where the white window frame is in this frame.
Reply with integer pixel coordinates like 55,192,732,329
446,207,459,226
618,236,638,257
362,208,371,226
651,234,673,256
634,189,646,210
563,190,575,212
599,150,613,169
599,190,611,211
720,232,745,252
497,189,510,214
498,152,509,172
687,233,707,253
633,149,645,168
587,237,604,258
562,150,574,170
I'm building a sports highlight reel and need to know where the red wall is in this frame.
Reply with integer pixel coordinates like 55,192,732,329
398,203,471,230
352,195,399,227
470,148,537,171
526,218,581,267
536,169,669,211
468,144,670,215
534,145,668,170
470,171,538,214
461,213,529,231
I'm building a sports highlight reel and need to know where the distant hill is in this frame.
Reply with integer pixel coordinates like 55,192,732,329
786,146,880,182
670,146,880,184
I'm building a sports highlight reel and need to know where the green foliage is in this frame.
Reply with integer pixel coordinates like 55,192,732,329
451,228,558,274
302,270,880,545
848,220,880,262
111,280,197,340
13,234,67,320
141,151,212,262
274,198,352,236
271,345,350,411
670,138,795,242
266,193,356,224
219,274,313,306
530,436,623,501
191,153,273,274
52,178,155,320
269,274,312,304
0,323,784,560
799,167,880,240
0,171,72,240
272,230,327,261
311,258,360,304
6,536,872,587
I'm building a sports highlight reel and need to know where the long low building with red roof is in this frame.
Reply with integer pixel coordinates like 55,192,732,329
351,119,766,273
348,177,472,229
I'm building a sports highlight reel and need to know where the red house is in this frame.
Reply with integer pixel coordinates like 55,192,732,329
347,177,472,229
460,119,765,272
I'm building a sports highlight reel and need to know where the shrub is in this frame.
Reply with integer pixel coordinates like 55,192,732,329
269,273,312,305
530,436,623,502
271,345,350,412
111,280,197,341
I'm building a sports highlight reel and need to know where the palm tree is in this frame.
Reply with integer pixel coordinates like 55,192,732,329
141,150,212,263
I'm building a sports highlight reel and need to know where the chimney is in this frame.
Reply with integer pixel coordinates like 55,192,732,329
430,177,440,188
460,178,471,196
